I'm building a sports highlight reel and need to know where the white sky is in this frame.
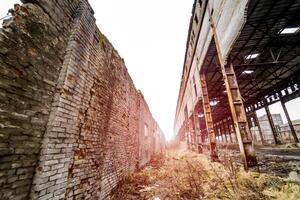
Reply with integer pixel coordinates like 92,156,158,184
88,0,193,140
256,98,300,124
1,0,300,140
1,0,193,140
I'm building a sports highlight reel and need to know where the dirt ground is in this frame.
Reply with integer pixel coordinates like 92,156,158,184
107,144,300,200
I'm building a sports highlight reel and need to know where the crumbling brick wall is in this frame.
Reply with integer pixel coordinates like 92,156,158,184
154,126,166,155
0,1,164,200
0,1,81,199
137,94,166,168
137,92,159,168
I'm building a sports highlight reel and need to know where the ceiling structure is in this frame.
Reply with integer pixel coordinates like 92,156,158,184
201,0,300,121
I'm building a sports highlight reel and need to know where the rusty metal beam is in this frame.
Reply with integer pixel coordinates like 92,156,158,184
224,61,258,168
217,122,223,144
280,99,299,143
208,9,257,169
252,112,266,145
191,111,200,152
198,116,207,152
220,120,228,144
226,118,233,143
263,99,280,144
200,73,218,161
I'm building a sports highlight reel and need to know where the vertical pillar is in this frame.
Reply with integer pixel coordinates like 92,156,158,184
220,122,225,144
247,116,252,131
193,110,203,153
223,61,258,168
31,3,98,198
208,9,257,169
281,99,299,143
200,73,218,161
231,119,238,143
189,119,194,150
198,111,206,152
227,118,233,143
218,122,224,144
185,121,191,149
192,111,196,151
221,120,228,144
214,124,219,143
264,99,280,144
253,112,265,145
208,10,257,168
191,112,197,152
190,116,195,151
247,116,255,143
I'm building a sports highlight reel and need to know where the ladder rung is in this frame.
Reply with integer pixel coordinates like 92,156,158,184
243,140,252,144
226,73,234,76
233,101,242,104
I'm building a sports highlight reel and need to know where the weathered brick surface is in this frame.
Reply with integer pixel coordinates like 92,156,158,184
0,1,165,199
0,1,80,199
138,92,156,167
137,92,166,168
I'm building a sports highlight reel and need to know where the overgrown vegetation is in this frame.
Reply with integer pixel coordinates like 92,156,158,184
108,146,300,200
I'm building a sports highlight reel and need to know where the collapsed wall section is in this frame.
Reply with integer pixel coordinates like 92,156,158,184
0,1,164,200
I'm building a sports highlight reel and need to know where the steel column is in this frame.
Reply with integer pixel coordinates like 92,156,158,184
280,99,299,143
218,123,224,144
264,99,280,144
193,110,202,152
224,61,258,168
231,122,238,143
227,118,233,143
198,112,206,153
253,112,266,145
208,10,257,169
200,74,218,161
247,116,255,143
220,120,228,144
190,115,196,151
252,111,265,145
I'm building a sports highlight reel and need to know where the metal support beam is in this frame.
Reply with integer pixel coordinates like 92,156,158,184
221,120,228,144
190,115,196,151
247,116,254,141
208,9,257,169
218,123,224,144
231,120,238,143
280,99,299,143
213,124,218,143
253,112,266,145
264,99,280,144
226,118,233,143
223,61,258,168
200,74,218,161
198,111,206,153
193,111,202,153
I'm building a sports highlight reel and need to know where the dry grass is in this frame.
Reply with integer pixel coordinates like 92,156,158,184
107,145,300,200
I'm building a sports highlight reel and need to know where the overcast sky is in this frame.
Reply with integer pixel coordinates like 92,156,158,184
1,1,300,140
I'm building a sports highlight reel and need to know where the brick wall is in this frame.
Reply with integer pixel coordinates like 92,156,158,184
137,92,156,168
153,125,166,155
0,1,80,199
0,0,164,199
137,92,165,168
